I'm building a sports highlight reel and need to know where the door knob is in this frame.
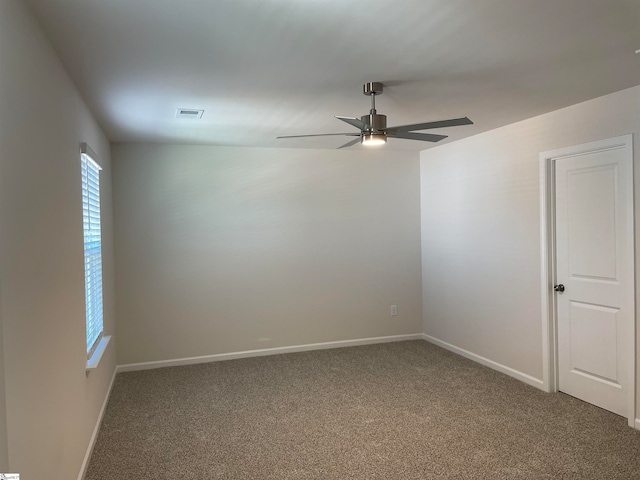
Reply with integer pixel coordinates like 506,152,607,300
554,284,565,292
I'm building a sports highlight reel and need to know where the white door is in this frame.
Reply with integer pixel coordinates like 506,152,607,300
554,136,634,417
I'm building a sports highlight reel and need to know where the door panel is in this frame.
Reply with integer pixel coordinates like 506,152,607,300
567,165,617,280
569,301,619,384
555,141,632,417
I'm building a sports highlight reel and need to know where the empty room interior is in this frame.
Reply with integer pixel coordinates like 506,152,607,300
2,0,640,478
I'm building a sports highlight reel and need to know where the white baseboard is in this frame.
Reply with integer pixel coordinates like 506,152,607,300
422,334,545,390
77,367,117,480
116,333,424,373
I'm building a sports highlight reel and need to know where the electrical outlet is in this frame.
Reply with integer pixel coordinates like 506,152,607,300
390,305,398,316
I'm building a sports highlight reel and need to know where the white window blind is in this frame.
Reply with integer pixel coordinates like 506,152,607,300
81,148,104,357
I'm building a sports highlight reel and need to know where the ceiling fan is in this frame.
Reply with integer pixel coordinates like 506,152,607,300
277,82,473,148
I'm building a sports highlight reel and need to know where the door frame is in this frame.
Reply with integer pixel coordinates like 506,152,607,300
539,134,636,428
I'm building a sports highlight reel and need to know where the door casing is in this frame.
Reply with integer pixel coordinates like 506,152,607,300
539,134,636,428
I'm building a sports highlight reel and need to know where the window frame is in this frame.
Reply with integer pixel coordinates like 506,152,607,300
80,142,105,362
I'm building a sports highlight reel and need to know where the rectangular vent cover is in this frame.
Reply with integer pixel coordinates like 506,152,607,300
176,108,204,119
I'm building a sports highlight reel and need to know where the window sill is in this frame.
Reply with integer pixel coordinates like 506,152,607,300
86,335,111,372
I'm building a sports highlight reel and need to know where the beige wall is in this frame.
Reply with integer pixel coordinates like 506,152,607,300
0,290,7,470
0,1,116,478
420,85,640,415
113,144,423,364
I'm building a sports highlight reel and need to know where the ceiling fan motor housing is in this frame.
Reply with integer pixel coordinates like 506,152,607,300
361,113,386,132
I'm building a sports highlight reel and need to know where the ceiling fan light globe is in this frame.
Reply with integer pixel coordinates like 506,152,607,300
362,133,387,146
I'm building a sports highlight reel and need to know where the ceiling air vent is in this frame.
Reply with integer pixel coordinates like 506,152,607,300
176,108,204,119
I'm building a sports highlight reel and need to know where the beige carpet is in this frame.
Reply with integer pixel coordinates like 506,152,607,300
86,340,640,479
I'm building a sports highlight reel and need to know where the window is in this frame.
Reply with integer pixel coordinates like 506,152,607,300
81,143,104,359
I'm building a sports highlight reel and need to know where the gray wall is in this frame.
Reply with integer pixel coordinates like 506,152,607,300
420,85,640,412
0,1,116,478
113,144,423,364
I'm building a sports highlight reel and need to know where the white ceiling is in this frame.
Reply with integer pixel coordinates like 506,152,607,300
25,0,640,151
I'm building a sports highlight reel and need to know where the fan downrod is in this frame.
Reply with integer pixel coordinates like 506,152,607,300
362,82,386,132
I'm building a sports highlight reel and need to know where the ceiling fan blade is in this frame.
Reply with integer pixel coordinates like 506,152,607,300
389,131,448,142
386,116,473,133
277,133,360,139
337,137,362,149
335,116,366,130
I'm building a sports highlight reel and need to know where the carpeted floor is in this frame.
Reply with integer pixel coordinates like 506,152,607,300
86,340,640,479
